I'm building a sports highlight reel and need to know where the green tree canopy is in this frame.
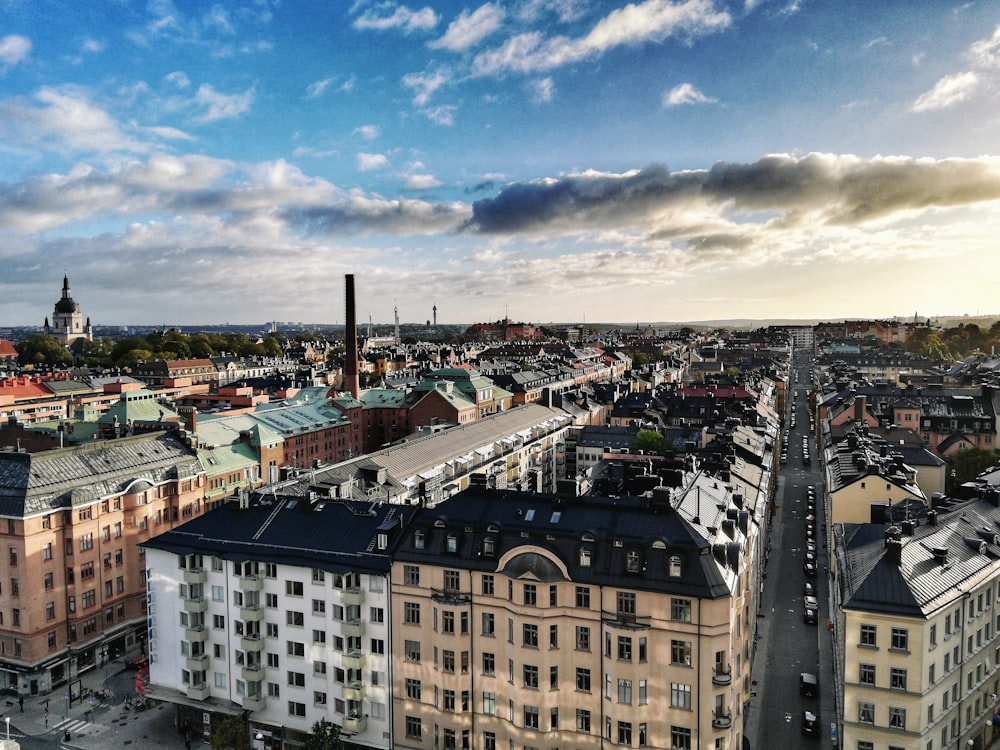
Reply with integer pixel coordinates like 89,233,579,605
210,715,249,750
301,720,343,750
951,447,1000,485
15,334,73,367
630,429,674,458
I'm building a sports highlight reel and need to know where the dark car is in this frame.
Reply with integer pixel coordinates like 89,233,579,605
801,710,821,737
799,672,818,697
804,560,818,577
804,582,816,597
804,607,818,624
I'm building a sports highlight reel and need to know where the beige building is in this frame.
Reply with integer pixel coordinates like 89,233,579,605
391,476,754,750
833,494,1000,750
0,431,207,695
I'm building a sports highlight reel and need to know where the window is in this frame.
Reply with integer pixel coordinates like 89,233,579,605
370,606,384,623
482,652,495,675
639,679,647,705
617,590,636,618
576,626,590,650
618,635,632,661
405,640,421,662
443,689,456,711
549,624,558,649
859,663,875,686
577,709,591,732
576,668,591,691
672,598,692,622
889,707,906,729
858,701,875,724
523,706,539,729
524,584,537,606
443,611,455,633
576,586,590,608
671,682,692,709
860,624,877,647
671,727,692,750
286,611,304,627
482,612,495,636
312,599,325,615
442,650,455,672
549,665,558,689
44,572,53,590
287,641,304,657
523,623,538,647
671,639,692,666
404,565,420,585
524,664,538,688
618,721,632,745
482,574,494,595
404,602,420,625
890,667,907,690
891,627,909,651
549,585,558,606
288,702,305,717
618,678,632,704
444,569,460,591
287,671,305,687
483,732,496,750
285,581,303,596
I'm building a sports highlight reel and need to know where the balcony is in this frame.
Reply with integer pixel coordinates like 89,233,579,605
713,669,733,686
239,575,263,593
185,654,209,672
342,650,366,671
241,664,264,682
242,695,265,712
712,713,733,729
343,714,368,733
343,619,365,638
186,683,210,701
341,588,365,607
185,626,208,643
343,681,366,702
183,568,207,585
241,634,263,652
240,605,263,622
182,596,207,614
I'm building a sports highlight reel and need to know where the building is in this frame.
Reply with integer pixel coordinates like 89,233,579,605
0,431,207,695
43,274,92,346
143,496,416,749
833,491,1000,750
391,482,754,750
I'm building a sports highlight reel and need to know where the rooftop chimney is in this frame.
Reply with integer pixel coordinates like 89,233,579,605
345,274,360,400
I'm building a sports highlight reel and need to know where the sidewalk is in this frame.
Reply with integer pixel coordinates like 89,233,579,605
2,658,191,750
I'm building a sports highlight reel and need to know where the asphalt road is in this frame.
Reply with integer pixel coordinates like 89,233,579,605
753,352,828,746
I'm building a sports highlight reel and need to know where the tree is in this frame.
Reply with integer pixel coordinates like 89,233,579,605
630,429,674,458
951,447,1000,485
210,715,249,750
301,720,343,750
15,334,73,367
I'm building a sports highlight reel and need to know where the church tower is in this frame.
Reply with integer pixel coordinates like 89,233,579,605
46,274,92,346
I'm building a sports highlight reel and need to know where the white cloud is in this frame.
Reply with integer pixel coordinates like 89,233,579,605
663,82,716,106
81,38,105,54
402,69,449,107
422,105,456,126
353,125,381,140
357,152,390,171
911,71,979,112
306,77,336,99
529,77,554,103
405,174,443,189
0,35,31,66
473,0,730,76
165,71,191,88
193,84,254,122
354,3,438,33
430,4,505,52
969,25,1000,68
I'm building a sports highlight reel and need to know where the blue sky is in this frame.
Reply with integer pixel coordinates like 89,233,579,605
2,0,1000,327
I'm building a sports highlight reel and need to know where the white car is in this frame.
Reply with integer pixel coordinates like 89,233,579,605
804,595,819,610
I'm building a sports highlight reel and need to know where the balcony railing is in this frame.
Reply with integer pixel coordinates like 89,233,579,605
712,713,732,729
712,668,732,686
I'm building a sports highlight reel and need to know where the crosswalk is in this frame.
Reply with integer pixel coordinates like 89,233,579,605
53,714,105,737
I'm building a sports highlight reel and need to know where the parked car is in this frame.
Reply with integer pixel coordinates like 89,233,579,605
803,582,816,597
806,541,817,555
803,608,818,625
799,672,818,697
804,559,818,577
804,595,819,610
801,710,821,737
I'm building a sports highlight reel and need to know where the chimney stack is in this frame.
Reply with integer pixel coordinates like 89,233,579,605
345,274,360,399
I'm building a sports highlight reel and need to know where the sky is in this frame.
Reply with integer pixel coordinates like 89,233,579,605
2,0,1000,328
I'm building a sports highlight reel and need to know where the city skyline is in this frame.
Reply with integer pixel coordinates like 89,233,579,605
2,1,1000,327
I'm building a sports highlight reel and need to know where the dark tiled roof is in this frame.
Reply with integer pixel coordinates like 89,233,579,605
142,497,417,576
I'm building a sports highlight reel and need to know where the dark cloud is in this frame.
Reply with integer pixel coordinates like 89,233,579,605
464,154,1000,235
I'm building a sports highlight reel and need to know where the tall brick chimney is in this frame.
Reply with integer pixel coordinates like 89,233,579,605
345,274,360,399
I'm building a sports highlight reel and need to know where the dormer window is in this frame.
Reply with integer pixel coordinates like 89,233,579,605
580,548,592,567
446,534,458,553
626,551,640,573
377,532,388,551
483,537,496,557
668,555,683,577
414,531,425,550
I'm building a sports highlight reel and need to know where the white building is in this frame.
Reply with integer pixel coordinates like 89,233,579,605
143,497,416,749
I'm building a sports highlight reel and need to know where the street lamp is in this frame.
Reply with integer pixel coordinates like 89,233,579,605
4,715,9,742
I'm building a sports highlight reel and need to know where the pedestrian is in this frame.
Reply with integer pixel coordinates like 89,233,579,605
18,696,22,712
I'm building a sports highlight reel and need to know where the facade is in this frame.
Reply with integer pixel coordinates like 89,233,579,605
43,274,92,346
143,497,416,749
392,481,754,750
0,431,206,695
833,493,1000,750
